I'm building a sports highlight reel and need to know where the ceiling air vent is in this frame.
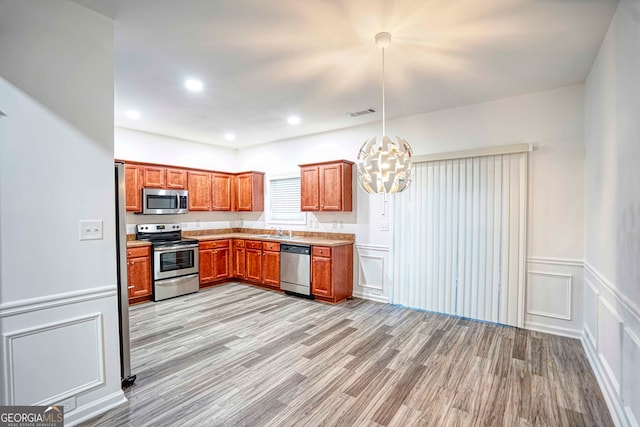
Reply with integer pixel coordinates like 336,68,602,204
347,108,376,117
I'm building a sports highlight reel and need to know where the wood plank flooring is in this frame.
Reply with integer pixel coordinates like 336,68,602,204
81,283,613,426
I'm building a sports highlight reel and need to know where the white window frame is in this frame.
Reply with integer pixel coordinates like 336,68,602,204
265,172,307,226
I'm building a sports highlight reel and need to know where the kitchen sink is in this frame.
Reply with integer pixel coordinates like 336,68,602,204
252,234,305,241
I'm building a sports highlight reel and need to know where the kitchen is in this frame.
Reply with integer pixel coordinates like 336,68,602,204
1,1,639,426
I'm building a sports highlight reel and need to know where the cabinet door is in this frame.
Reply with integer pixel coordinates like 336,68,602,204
199,249,215,284
236,173,253,211
311,256,332,297
211,173,232,211
262,250,280,287
166,168,187,189
214,247,230,280
142,166,166,188
319,164,342,211
125,164,142,212
188,171,211,211
300,166,320,211
128,256,151,298
234,247,246,279
245,248,262,282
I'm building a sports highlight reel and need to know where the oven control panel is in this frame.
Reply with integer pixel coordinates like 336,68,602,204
137,223,182,233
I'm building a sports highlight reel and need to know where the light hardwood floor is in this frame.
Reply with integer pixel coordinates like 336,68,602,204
82,283,613,426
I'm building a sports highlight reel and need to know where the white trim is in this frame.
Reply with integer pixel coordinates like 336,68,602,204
3,313,105,405
526,271,572,320
582,333,626,427
352,291,389,304
412,143,533,164
355,244,390,252
623,327,640,427
0,286,117,318
65,390,127,427
524,320,582,339
584,260,640,323
527,257,584,267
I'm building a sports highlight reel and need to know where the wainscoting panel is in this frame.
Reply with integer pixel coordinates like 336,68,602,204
4,314,104,405
524,257,583,338
0,287,125,425
597,297,623,396
584,279,599,348
354,244,390,303
623,327,640,427
526,271,572,320
582,261,640,427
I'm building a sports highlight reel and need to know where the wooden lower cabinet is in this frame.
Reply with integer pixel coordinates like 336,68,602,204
311,244,353,303
242,240,280,288
261,242,280,288
199,240,230,286
233,239,246,279
127,246,152,302
245,241,262,282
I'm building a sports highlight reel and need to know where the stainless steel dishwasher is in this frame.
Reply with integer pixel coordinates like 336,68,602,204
280,244,312,297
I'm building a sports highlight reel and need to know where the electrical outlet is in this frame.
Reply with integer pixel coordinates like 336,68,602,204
79,220,103,240
332,220,338,229
55,396,76,412
379,222,390,231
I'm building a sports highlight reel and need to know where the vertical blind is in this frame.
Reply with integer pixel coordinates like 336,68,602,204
392,153,527,326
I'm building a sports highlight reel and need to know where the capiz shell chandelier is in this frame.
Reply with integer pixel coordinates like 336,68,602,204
356,32,413,194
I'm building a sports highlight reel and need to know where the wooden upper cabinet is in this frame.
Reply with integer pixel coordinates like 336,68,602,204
166,168,187,189
125,164,142,212
188,171,211,211
142,166,166,188
235,172,264,212
299,160,353,212
211,173,232,211
300,166,320,211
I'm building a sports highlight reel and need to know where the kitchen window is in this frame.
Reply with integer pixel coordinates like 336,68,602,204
267,175,306,224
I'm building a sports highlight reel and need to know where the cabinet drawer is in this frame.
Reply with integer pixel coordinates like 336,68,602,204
246,240,262,249
234,239,245,248
262,241,280,251
312,246,331,257
199,239,229,250
127,246,150,258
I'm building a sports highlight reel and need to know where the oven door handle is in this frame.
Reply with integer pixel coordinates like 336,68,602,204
154,244,198,252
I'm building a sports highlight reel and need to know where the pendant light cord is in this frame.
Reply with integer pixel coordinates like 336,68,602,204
382,47,386,137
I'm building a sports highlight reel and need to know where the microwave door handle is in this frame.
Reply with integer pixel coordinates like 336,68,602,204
176,193,181,210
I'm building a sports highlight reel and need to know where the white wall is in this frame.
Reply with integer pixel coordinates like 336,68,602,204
583,1,640,425
115,127,240,231
237,85,586,320
0,1,124,424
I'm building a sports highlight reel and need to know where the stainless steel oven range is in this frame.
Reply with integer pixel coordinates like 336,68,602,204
136,223,199,301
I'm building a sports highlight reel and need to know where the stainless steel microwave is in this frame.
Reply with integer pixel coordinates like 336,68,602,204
141,188,189,215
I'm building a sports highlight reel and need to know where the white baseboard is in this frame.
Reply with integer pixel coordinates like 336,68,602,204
352,291,389,304
581,333,626,427
66,390,127,426
524,320,582,338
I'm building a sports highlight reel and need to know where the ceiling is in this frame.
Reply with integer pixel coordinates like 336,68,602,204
76,0,618,148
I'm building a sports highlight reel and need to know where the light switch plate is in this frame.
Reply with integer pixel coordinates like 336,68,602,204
80,220,103,240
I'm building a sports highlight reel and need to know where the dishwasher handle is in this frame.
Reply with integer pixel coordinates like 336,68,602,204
280,244,310,255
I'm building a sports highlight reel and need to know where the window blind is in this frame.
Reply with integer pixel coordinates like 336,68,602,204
269,177,306,223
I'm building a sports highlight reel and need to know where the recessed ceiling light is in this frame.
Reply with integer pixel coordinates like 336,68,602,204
185,79,203,92
224,133,236,141
287,115,301,125
125,110,141,119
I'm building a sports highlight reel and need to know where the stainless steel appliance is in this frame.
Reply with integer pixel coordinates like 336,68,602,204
114,162,136,388
280,244,312,297
141,188,189,215
136,223,199,301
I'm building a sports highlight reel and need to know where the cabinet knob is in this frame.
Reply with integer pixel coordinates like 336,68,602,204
128,286,134,289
